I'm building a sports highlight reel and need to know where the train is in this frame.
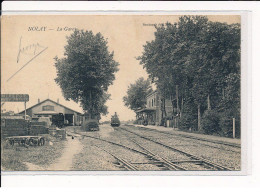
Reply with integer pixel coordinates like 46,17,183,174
111,112,120,127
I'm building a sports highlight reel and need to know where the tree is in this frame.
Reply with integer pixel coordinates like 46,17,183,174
123,77,153,111
138,16,209,128
189,21,240,132
138,16,240,135
54,29,119,119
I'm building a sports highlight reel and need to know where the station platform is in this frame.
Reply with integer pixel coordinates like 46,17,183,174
130,124,241,147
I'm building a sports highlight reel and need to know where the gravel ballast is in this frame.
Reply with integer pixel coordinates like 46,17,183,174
67,124,241,171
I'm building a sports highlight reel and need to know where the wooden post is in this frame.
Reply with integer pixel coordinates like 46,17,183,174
198,104,201,131
233,118,235,139
24,101,26,120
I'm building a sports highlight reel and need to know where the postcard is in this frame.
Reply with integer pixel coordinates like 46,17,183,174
1,13,248,176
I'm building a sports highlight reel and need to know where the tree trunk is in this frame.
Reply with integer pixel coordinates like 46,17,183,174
180,97,184,118
89,90,93,119
161,98,164,121
207,94,211,110
171,95,175,115
198,104,201,131
176,85,179,115
163,98,167,117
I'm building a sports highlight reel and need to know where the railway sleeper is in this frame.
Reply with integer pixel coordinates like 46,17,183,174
121,127,232,171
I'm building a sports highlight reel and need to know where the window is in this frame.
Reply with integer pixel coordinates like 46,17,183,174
42,105,54,111
152,99,154,107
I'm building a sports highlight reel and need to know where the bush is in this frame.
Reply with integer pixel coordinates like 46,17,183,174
82,121,99,131
219,115,233,137
88,121,99,131
179,112,197,131
178,101,198,131
201,110,221,135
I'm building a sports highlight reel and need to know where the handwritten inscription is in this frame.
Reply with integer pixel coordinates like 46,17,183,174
7,37,48,82
17,36,46,63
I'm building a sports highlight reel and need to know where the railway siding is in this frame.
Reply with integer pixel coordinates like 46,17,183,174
121,125,241,170
131,124,241,148
67,125,240,171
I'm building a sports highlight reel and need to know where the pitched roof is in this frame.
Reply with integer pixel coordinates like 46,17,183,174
135,107,156,113
146,90,158,98
19,99,83,115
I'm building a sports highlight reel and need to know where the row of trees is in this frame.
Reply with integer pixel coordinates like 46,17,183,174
137,16,241,137
54,30,119,122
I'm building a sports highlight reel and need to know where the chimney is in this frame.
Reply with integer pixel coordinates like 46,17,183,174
38,98,40,103
57,98,59,103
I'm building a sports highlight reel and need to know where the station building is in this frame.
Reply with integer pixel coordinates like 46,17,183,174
19,99,83,126
135,91,174,126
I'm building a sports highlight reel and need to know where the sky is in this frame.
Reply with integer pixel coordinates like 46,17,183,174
1,15,240,121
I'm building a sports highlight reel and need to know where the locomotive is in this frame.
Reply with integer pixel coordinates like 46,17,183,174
111,112,120,127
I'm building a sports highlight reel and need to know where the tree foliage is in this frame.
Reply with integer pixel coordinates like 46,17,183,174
138,16,241,137
54,29,119,118
123,77,153,111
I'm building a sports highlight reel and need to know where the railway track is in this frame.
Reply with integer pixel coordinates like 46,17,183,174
92,144,139,171
71,128,233,171
71,131,187,170
128,125,241,149
117,126,233,171
129,139,187,170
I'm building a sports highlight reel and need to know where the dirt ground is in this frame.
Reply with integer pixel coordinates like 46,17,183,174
1,125,116,171
1,134,66,171
2,124,241,171
24,137,83,171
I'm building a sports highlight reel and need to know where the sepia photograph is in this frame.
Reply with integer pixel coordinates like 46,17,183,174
1,14,243,173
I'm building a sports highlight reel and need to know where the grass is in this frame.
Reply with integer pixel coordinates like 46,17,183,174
1,135,66,171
